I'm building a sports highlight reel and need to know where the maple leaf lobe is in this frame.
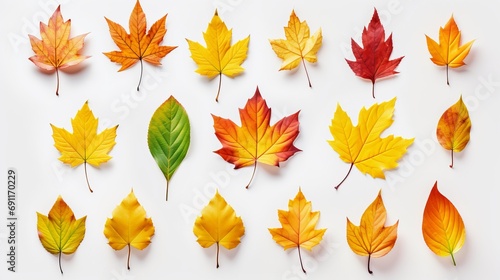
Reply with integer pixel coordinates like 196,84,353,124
345,8,403,98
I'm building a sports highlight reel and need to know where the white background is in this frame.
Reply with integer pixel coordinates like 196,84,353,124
1,0,500,279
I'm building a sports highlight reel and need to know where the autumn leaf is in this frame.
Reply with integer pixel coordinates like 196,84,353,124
37,196,86,274
51,101,118,193
422,182,465,266
346,190,398,274
213,87,300,188
193,190,245,268
269,188,326,273
104,190,155,270
425,16,474,85
186,10,250,102
436,96,471,168
269,10,322,87
328,98,413,189
148,96,190,201
346,8,404,98
104,0,177,91
28,5,89,96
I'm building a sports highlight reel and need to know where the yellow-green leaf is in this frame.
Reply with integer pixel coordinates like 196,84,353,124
37,196,86,274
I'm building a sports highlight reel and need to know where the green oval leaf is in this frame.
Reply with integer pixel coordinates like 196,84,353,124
148,96,190,201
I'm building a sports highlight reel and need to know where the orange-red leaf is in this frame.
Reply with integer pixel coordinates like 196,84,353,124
28,5,89,96
422,182,466,266
346,190,398,274
103,0,177,90
436,96,471,168
212,87,300,188
345,8,403,98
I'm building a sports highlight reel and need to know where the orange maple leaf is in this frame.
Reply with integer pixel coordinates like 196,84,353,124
28,5,89,96
212,87,300,188
268,188,326,273
103,0,177,91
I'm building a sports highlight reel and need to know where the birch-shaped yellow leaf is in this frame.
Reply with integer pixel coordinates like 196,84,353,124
328,98,414,189
436,96,471,168
186,10,250,102
104,190,155,270
37,196,86,274
50,101,118,193
193,190,245,268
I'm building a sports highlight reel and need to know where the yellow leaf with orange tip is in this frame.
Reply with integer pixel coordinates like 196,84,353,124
268,188,326,274
422,182,465,266
269,10,322,87
104,0,177,90
37,196,86,274
436,96,471,168
50,101,118,193
328,98,414,190
193,190,245,268
425,15,474,85
346,190,398,274
104,190,155,270
186,10,250,102
28,5,89,96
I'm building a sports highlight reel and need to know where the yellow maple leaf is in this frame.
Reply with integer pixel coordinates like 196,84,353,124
346,190,398,274
268,188,326,273
436,96,471,168
104,190,155,270
328,98,414,189
37,196,86,274
193,190,245,268
425,15,474,85
186,10,250,102
28,5,89,96
104,0,177,91
270,10,322,87
50,101,118,193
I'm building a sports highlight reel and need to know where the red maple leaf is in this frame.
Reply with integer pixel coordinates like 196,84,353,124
346,8,404,98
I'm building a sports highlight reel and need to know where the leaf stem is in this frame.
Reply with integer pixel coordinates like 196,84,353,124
166,180,170,201
216,242,220,268
298,245,306,273
446,64,449,86
371,80,375,99
55,68,60,96
137,59,144,91
245,162,257,189
84,163,93,193
59,251,63,274
450,150,454,168
216,73,222,102
127,244,131,270
302,58,312,88
367,254,373,274
335,163,354,190
451,251,457,266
